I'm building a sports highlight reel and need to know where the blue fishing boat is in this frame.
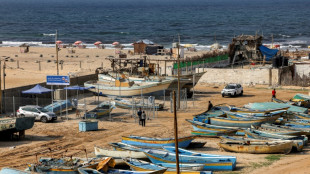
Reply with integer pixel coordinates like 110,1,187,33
224,110,286,118
123,158,213,174
293,112,310,120
162,146,236,168
192,105,227,123
78,167,103,174
0,168,32,174
210,115,280,128
44,100,73,114
109,142,141,152
107,169,163,174
142,149,235,171
121,135,195,148
253,124,306,136
230,106,289,113
261,124,310,135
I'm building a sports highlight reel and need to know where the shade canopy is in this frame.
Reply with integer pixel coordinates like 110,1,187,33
74,41,82,45
112,41,119,45
94,41,102,45
22,84,53,94
56,40,63,44
64,85,94,90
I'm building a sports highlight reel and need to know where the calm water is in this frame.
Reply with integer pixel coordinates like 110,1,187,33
0,0,310,49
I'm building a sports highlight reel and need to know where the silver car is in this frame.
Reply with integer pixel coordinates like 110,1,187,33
17,105,57,123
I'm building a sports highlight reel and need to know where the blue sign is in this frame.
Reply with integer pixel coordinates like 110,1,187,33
46,75,70,85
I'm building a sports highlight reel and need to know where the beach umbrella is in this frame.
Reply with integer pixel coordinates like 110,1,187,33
74,41,82,45
112,41,119,46
94,41,102,45
56,40,63,44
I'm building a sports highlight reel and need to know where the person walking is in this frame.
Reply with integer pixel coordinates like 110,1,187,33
137,108,142,125
141,111,146,127
207,101,213,112
272,89,276,98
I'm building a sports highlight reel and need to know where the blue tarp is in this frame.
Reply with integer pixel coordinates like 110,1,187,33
259,45,279,61
63,85,94,90
22,84,53,94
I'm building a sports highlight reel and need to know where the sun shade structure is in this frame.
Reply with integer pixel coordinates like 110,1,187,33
22,84,53,94
64,85,94,90
74,41,82,45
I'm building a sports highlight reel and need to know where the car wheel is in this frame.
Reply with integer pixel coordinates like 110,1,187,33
222,94,225,97
240,90,243,96
234,92,236,97
40,116,48,123
20,114,25,117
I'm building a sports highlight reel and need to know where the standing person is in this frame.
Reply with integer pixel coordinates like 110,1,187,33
207,101,213,112
137,108,142,125
272,89,276,98
141,111,146,127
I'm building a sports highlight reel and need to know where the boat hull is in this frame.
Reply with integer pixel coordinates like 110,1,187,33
94,146,147,159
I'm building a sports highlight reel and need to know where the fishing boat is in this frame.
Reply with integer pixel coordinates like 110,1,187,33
142,149,235,171
186,119,239,137
0,168,33,174
107,169,165,174
290,93,310,107
28,157,115,173
244,129,305,151
44,100,73,114
209,114,280,128
78,167,103,174
224,110,286,118
123,158,213,174
114,98,163,110
109,142,142,152
219,136,293,154
0,116,35,139
84,75,173,97
121,135,195,148
162,146,236,167
244,102,308,114
261,124,310,135
94,146,147,159
252,124,306,136
293,112,310,120
84,101,115,119
193,105,227,123
230,106,289,113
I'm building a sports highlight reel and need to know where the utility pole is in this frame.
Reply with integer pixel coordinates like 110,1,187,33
173,91,180,174
2,61,6,113
0,60,2,113
177,34,181,109
56,30,59,75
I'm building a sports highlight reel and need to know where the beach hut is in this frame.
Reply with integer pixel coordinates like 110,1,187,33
19,43,30,53
133,39,154,54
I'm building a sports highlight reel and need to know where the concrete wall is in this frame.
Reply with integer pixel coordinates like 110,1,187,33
295,64,310,78
198,68,279,86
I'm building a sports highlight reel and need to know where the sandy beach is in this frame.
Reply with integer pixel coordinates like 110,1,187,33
0,47,309,174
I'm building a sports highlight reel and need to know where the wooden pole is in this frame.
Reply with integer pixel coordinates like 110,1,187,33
56,30,59,75
177,35,181,109
17,60,19,69
164,60,166,76
173,91,180,174
39,61,41,71
80,61,82,69
0,61,2,113
61,61,63,70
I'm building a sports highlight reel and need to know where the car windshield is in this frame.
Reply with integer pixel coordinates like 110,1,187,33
225,85,236,89
37,107,49,112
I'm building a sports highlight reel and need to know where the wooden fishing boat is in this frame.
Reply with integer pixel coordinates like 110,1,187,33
0,116,35,139
219,136,293,154
121,135,195,148
84,77,173,97
192,105,227,123
94,146,147,159
293,112,310,120
191,130,237,137
230,106,289,114
109,142,142,152
162,146,236,167
260,124,310,136
123,158,213,174
244,129,305,151
210,115,280,128
114,98,163,110
78,167,103,174
28,157,115,173
224,110,286,118
107,169,165,174
84,101,115,119
261,124,310,136
290,93,310,107
142,149,235,171
0,167,33,174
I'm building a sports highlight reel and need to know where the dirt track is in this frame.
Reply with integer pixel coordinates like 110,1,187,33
0,84,309,174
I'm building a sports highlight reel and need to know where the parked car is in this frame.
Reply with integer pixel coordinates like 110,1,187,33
17,105,57,123
221,84,243,97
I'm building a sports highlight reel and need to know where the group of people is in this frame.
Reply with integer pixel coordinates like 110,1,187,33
137,108,146,127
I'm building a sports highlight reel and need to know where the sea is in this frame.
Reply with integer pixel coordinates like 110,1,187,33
0,0,310,50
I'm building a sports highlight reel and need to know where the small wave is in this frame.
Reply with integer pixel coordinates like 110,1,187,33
43,33,56,36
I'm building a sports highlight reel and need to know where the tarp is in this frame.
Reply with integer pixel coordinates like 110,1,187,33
135,39,154,45
63,85,94,90
259,45,279,61
22,84,53,94
244,102,308,114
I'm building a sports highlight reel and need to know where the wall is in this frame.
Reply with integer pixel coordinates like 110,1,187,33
198,68,279,86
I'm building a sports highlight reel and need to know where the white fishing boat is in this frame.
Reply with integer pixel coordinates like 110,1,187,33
94,146,148,159
84,75,173,97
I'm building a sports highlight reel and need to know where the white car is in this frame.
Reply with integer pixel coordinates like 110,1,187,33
221,84,243,97
17,105,57,123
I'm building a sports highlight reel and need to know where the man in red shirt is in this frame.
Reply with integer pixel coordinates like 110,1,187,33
272,89,276,98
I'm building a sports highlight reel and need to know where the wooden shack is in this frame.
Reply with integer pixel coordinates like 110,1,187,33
133,39,155,54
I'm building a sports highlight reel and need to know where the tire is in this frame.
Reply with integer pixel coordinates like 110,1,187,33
40,116,48,123
234,92,236,97
240,90,243,96
222,94,225,97
20,114,25,117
